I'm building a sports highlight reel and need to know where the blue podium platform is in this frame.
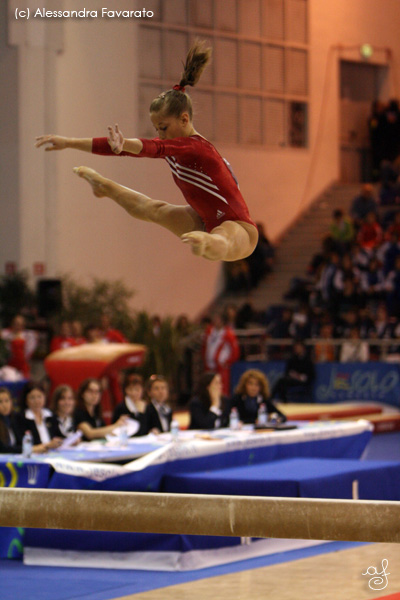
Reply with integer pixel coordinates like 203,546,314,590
163,457,400,500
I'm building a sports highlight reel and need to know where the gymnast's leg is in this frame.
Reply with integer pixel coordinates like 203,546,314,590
73,166,258,261
73,166,202,237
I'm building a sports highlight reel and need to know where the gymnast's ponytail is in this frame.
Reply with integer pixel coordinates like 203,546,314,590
177,39,212,90
150,39,212,120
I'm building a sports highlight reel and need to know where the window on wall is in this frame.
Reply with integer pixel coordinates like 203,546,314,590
138,0,309,148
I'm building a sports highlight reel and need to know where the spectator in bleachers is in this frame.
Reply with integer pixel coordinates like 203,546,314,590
223,304,239,329
339,327,370,363
289,303,313,339
235,302,259,329
336,308,361,338
50,320,75,353
271,340,315,403
224,259,251,293
377,231,400,275
385,322,400,362
1,314,38,378
71,320,86,345
368,304,394,360
334,278,363,319
380,99,400,163
385,254,400,315
328,209,354,255
100,311,127,344
314,322,336,363
350,184,379,229
384,209,400,241
266,307,293,339
84,323,103,343
203,312,240,396
349,241,370,272
368,99,386,181
245,222,275,288
359,256,385,305
358,306,376,339
333,253,361,292
313,251,341,308
357,211,383,253
265,306,293,360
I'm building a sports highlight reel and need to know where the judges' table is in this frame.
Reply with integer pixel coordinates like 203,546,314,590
0,419,377,569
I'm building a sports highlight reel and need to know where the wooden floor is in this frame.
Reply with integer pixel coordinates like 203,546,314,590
115,543,400,600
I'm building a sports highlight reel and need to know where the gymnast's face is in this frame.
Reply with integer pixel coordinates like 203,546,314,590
150,111,191,140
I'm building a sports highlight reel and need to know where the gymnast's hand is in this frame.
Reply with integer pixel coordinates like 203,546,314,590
107,124,124,154
35,134,69,151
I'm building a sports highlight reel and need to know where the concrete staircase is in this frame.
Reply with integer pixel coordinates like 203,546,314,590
223,182,362,312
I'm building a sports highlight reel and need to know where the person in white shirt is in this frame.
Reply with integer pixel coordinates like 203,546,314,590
340,327,370,363
18,382,63,453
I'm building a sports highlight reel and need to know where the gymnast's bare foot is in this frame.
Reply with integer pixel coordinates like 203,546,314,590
73,166,108,197
181,231,228,260
181,231,206,256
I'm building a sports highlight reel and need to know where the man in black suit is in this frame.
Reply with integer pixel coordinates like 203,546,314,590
145,375,172,433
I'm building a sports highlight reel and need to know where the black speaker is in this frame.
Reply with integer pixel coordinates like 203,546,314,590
37,279,62,318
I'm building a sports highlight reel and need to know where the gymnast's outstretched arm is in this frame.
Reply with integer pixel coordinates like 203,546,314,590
35,135,93,152
35,125,143,155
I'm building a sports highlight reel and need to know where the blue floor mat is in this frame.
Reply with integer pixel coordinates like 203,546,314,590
0,541,366,600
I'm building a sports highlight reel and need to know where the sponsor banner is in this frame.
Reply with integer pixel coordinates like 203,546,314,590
232,361,400,408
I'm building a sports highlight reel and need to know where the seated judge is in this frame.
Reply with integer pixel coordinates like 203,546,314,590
49,384,78,439
144,375,172,434
230,369,286,424
18,382,63,452
74,378,128,441
112,373,148,436
0,387,23,453
189,372,229,430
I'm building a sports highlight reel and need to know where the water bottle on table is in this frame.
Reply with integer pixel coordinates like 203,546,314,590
170,419,180,441
229,407,239,430
257,403,268,427
22,430,33,458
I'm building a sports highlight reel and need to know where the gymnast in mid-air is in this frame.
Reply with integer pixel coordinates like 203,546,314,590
35,40,258,262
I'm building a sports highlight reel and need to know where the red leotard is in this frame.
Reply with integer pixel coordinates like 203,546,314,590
92,135,256,233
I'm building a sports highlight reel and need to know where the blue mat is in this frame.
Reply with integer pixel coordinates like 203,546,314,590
0,541,366,600
163,457,400,500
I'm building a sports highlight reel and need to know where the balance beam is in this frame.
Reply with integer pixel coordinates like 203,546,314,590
1,488,399,543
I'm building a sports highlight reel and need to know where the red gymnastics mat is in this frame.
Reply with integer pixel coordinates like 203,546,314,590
373,593,400,599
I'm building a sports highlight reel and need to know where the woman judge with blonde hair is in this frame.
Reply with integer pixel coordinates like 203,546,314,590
231,369,286,424
36,40,258,263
